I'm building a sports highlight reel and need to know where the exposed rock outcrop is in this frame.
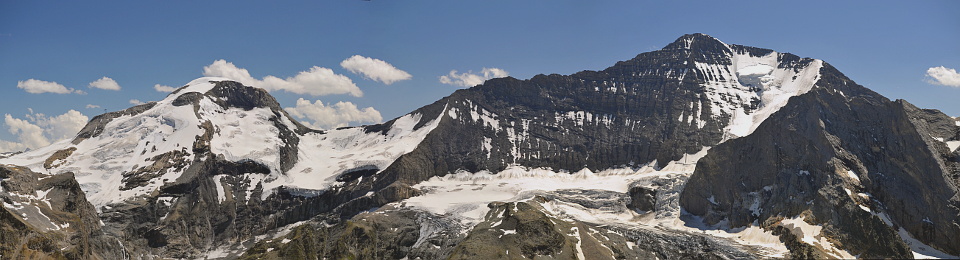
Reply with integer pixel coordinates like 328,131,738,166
680,63,958,257
0,165,125,259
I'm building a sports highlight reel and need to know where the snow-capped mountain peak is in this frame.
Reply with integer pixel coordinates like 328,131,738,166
0,78,307,207
662,33,731,53
0,77,448,209
167,76,233,97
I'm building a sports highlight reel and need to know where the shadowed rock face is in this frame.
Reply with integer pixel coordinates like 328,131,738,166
0,165,125,259
373,34,816,190
628,185,658,213
680,63,960,257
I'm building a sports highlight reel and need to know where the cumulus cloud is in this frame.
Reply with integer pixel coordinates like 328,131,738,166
4,115,50,149
129,99,144,105
26,109,89,142
88,76,122,90
0,109,89,152
285,98,382,130
203,59,363,97
17,79,85,94
340,55,412,85
85,104,101,109
154,84,177,92
439,68,509,87
926,66,960,88
0,140,26,153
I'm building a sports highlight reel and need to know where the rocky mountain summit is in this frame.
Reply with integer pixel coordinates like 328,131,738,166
1,33,958,259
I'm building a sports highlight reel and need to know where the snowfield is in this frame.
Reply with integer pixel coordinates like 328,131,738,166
262,107,445,195
0,77,447,208
1,77,227,207
697,44,824,140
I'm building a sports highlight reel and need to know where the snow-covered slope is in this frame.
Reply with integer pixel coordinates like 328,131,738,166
714,47,823,138
0,77,444,209
263,108,445,194
2,77,227,207
655,34,823,138
666,36,825,139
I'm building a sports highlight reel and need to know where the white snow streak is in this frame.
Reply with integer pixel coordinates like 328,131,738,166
780,217,855,259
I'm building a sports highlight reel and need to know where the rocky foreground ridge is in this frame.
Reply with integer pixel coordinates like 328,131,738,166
1,34,958,259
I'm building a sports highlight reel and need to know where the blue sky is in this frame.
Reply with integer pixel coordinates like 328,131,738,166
0,1,958,152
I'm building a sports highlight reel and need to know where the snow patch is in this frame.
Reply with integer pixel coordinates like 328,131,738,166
737,64,774,76
157,196,175,206
845,170,860,182
447,107,458,120
946,141,960,152
571,226,586,260
780,217,855,259
464,100,500,130
179,77,231,94
213,175,227,203
898,227,958,259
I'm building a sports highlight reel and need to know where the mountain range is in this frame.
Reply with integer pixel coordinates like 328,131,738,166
1,33,958,259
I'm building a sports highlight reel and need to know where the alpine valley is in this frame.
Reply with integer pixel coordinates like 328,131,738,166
1,34,958,259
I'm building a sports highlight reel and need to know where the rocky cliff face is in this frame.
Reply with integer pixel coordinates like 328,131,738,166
0,165,125,259
1,33,957,259
373,33,822,189
680,62,960,257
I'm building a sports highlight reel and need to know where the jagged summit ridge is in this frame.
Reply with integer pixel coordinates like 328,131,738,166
662,33,730,52
590,34,825,141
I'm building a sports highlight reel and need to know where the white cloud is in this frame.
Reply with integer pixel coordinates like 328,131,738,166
0,140,26,153
285,98,382,130
0,109,89,152
439,67,509,87
203,59,363,97
88,76,122,91
129,99,144,105
4,114,50,149
27,109,89,142
340,55,412,85
154,84,177,93
17,79,85,94
85,104,101,109
926,66,960,88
